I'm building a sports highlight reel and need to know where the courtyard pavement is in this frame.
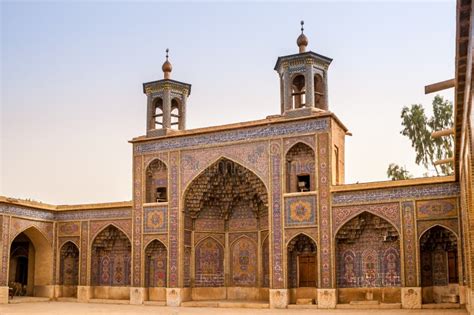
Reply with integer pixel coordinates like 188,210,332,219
0,302,469,315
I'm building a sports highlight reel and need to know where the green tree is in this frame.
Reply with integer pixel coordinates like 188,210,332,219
387,95,454,179
387,163,412,180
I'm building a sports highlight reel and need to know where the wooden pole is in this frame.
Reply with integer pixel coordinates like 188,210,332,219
424,79,455,94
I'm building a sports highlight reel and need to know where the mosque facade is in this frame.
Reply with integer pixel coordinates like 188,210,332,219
1,9,474,312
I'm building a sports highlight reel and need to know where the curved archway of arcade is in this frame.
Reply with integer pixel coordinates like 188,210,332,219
420,226,460,304
58,241,79,298
335,212,401,305
183,157,269,302
8,227,53,298
144,239,167,302
90,225,131,300
287,234,318,304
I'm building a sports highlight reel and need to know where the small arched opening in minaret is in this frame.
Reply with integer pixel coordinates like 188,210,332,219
153,97,164,129
419,225,459,304
314,74,325,110
171,98,181,129
145,158,168,203
292,74,306,109
285,142,315,193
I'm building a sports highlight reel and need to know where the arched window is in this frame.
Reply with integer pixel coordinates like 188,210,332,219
145,159,168,203
314,74,325,110
153,98,164,129
292,75,306,109
285,143,315,193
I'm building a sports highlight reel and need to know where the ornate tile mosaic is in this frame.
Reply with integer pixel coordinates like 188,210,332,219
143,206,168,233
58,222,80,236
318,133,332,288
0,216,10,286
181,141,269,191
332,203,401,236
90,219,132,241
168,151,180,287
231,237,257,286
417,218,459,238
416,198,457,219
284,195,316,227
135,118,328,154
332,183,460,205
270,140,284,289
401,201,417,287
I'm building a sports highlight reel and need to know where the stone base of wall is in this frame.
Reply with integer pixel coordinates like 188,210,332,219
401,287,421,309
190,287,268,301
130,287,145,304
91,286,130,300
34,285,54,298
77,286,91,302
337,287,401,304
166,288,191,306
54,285,77,298
269,289,289,309
422,284,459,304
0,286,9,304
289,287,317,304
147,287,166,301
317,289,337,308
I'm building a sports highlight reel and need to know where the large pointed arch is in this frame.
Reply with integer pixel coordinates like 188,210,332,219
8,226,53,297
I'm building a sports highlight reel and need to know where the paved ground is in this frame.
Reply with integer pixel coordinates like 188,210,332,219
0,302,469,315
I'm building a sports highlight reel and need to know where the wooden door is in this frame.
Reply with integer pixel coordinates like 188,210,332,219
298,254,317,287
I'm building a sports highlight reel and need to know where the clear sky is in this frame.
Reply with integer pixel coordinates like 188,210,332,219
1,1,455,204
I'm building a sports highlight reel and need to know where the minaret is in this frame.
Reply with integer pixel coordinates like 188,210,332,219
143,49,192,137
274,21,332,116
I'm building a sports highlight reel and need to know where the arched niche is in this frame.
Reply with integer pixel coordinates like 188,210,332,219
335,212,401,289
230,236,257,287
59,241,79,297
145,158,168,203
287,234,317,288
194,237,225,287
419,225,459,304
285,142,315,193
144,239,167,288
90,225,131,287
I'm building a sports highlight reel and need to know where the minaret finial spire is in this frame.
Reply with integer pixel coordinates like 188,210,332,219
162,48,172,79
297,20,308,53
